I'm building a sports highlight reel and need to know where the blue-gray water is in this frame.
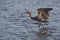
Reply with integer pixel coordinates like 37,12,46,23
0,0,60,40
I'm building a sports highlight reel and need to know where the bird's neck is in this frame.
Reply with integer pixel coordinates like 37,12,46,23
28,12,33,18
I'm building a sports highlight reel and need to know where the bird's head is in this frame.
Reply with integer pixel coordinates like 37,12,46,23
25,11,32,15
25,11,32,18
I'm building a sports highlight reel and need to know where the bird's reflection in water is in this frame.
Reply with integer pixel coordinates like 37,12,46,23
37,28,49,35
36,27,56,40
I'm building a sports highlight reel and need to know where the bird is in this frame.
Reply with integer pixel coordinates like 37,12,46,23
25,8,53,28
37,8,53,27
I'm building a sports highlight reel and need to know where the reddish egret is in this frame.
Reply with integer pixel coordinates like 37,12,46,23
26,8,53,28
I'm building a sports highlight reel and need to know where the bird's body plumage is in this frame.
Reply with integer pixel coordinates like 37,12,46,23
31,10,48,22
31,16,41,22
31,15,48,23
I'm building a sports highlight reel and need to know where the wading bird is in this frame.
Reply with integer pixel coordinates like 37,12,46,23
26,8,53,28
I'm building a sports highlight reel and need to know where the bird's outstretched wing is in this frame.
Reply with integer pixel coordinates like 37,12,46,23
37,8,53,15
37,8,53,11
37,8,53,19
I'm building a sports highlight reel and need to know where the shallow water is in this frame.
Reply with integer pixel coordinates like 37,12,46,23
0,0,60,40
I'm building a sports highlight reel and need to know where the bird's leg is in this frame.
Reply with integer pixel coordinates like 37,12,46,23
38,22,41,30
38,22,41,27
